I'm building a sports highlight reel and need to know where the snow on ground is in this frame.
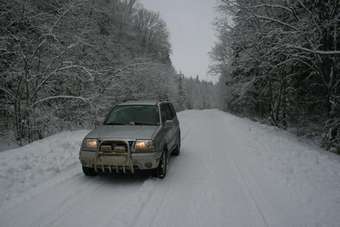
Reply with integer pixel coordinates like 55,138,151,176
0,130,88,208
0,110,340,227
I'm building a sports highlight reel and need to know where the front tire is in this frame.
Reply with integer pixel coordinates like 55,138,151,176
172,133,181,156
82,166,97,177
155,151,168,179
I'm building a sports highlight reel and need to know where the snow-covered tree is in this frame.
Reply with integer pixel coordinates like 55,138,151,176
212,0,340,152
0,0,219,145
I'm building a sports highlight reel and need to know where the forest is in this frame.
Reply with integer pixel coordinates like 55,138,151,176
0,0,217,145
1,0,339,153
211,0,340,153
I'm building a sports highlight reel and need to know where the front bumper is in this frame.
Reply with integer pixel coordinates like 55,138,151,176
79,150,162,172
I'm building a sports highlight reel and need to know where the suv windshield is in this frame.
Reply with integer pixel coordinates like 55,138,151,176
104,105,160,126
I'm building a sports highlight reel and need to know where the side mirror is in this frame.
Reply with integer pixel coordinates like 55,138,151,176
164,120,174,127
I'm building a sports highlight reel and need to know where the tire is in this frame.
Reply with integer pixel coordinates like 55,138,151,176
82,166,97,177
172,133,181,156
155,150,168,179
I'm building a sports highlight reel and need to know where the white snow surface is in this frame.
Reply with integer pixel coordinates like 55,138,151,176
0,110,340,227
0,130,89,208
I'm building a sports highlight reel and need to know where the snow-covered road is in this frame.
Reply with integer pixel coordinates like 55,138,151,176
1,110,340,227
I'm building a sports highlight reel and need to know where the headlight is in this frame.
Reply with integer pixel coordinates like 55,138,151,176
82,138,98,151
134,140,155,153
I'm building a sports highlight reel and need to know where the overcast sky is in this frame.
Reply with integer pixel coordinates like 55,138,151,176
140,0,218,82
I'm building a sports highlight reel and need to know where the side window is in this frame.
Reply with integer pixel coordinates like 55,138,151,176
160,103,173,123
160,104,167,123
168,104,176,119
165,104,174,120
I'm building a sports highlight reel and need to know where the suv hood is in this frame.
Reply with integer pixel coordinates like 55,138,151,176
86,125,160,140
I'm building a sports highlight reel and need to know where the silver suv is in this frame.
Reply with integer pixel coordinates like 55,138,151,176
79,100,181,179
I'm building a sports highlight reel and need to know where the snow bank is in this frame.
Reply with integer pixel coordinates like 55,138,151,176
0,130,88,208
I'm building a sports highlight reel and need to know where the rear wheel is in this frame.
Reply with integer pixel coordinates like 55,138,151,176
155,151,168,179
82,166,97,177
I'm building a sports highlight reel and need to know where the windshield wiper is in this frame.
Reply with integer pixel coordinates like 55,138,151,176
133,122,158,126
104,122,127,125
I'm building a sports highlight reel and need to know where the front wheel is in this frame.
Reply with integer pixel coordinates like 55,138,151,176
82,166,97,177
155,151,168,179
172,133,181,156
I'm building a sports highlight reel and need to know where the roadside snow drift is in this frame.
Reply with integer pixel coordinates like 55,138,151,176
0,130,88,208
0,110,340,227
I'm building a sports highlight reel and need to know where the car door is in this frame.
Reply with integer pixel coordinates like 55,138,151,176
168,103,180,144
160,104,170,151
164,103,177,151
160,103,176,152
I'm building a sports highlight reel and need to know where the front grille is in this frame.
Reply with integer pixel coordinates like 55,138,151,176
99,141,128,154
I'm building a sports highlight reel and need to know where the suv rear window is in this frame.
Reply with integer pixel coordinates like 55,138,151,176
104,105,160,126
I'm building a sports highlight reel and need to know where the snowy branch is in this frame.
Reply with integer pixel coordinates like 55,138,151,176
30,39,47,61
254,15,298,31
33,64,95,99
296,0,313,16
32,96,89,107
49,1,79,34
98,61,164,95
272,57,318,73
0,87,17,101
253,4,294,14
102,61,157,75
286,45,340,55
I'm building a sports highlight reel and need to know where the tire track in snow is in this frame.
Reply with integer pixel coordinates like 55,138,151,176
124,158,179,227
228,156,270,227
147,186,171,227
137,178,173,227
44,178,110,227
51,175,151,227
0,166,81,221
210,110,270,227
127,180,158,227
